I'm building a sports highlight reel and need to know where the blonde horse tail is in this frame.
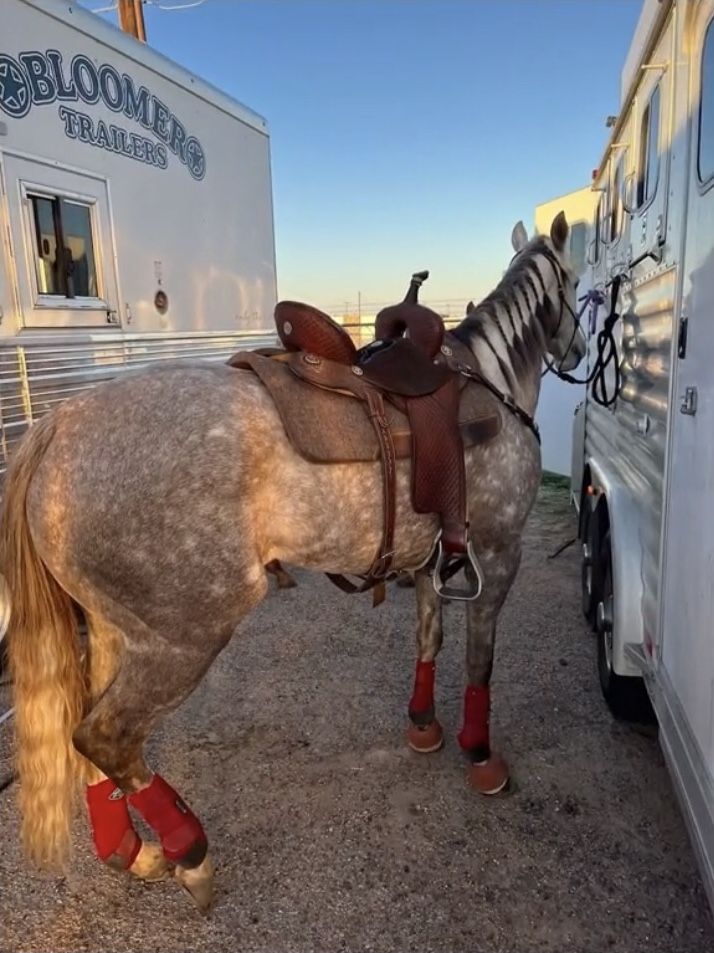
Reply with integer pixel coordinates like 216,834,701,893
1,413,86,869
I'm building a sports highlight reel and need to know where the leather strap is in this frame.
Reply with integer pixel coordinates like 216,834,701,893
407,377,468,555
326,388,397,604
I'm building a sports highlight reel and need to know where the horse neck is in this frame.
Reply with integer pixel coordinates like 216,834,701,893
453,247,561,415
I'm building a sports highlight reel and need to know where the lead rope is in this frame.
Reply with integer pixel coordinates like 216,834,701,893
544,275,623,409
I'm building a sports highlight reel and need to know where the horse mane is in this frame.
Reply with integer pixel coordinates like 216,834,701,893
453,235,558,344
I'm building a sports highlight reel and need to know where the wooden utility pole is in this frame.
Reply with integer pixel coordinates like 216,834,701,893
117,0,147,42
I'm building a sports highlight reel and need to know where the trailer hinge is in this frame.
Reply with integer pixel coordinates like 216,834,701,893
680,386,697,416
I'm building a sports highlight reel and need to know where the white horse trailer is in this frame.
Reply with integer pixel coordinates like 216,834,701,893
572,0,714,912
0,0,278,650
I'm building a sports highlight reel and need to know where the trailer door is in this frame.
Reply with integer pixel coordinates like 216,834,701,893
660,6,714,778
0,153,120,328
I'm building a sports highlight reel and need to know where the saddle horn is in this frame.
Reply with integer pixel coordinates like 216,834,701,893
406,270,429,304
374,269,444,360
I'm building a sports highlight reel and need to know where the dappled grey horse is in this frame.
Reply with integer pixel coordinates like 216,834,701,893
2,213,584,910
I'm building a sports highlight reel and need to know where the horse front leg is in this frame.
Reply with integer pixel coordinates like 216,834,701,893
459,542,521,794
406,567,444,753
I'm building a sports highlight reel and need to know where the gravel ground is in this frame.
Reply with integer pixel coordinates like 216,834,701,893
0,483,712,953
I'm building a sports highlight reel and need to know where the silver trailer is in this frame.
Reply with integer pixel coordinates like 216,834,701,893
572,0,714,912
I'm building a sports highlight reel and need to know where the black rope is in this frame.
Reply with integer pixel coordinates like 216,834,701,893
589,277,622,408
547,537,577,560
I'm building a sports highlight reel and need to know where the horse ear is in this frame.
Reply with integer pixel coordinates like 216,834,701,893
466,300,475,314
511,221,528,252
550,210,569,251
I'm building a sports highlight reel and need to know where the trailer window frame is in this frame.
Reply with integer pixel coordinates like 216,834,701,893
636,83,661,210
697,15,714,190
21,182,107,313
609,155,624,244
593,195,602,264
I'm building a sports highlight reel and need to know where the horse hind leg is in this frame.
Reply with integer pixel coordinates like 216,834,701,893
74,606,252,911
82,612,168,882
406,568,444,753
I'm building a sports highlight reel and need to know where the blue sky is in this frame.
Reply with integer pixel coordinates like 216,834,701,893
89,0,641,312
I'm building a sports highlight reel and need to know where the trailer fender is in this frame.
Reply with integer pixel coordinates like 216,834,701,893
584,459,647,678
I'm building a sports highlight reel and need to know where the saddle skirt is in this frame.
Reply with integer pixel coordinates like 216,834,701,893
229,338,502,466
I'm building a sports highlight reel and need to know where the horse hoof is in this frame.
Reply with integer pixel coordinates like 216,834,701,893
175,854,214,914
469,753,510,795
407,719,443,753
129,842,170,882
276,573,298,589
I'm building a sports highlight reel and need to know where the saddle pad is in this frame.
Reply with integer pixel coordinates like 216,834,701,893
230,351,502,465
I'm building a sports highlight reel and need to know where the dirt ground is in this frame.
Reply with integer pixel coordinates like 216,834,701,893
0,483,712,953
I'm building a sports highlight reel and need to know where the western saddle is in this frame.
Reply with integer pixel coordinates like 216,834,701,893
228,272,502,603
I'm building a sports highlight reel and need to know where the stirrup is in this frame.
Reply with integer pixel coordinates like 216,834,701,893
433,536,483,601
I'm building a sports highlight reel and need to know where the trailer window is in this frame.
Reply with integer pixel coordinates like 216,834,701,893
699,17,714,185
593,196,602,263
588,196,602,265
637,85,660,207
610,158,623,241
30,194,98,299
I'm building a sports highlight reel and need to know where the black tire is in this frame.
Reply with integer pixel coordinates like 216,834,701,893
581,497,605,629
596,533,655,723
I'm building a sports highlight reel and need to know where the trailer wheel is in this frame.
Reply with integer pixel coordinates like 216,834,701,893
581,498,605,628
597,533,654,723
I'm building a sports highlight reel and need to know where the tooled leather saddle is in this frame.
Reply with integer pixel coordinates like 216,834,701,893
227,272,502,602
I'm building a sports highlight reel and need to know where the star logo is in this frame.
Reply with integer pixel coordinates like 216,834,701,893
0,56,30,118
185,135,206,181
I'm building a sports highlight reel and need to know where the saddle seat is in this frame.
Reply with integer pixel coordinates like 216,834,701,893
274,294,449,397
228,272,502,602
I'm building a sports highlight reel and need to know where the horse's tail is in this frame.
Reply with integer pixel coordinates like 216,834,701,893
1,413,86,869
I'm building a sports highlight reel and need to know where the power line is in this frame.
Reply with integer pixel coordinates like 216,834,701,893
147,0,209,9
91,0,210,18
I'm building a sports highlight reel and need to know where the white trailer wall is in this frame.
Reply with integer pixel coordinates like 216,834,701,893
0,0,276,337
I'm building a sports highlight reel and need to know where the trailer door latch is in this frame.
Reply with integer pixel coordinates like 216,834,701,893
680,386,698,416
